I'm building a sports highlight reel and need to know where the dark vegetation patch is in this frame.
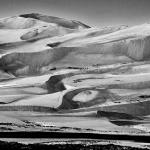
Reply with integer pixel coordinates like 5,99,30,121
47,42,61,48
73,77,105,83
67,66,82,69
0,141,146,150
0,123,15,126
0,127,13,131
46,75,66,93
139,95,150,98
50,67,57,71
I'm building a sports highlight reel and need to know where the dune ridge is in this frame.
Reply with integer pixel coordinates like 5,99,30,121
0,13,150,134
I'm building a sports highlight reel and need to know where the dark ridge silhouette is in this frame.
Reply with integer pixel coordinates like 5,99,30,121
97,111,143,120
47,42,61,48
110,120,144,126
20,13,90,29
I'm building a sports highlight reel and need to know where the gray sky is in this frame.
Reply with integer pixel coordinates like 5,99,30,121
1,0,150,27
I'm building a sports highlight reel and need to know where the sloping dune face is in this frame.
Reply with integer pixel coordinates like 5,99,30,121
54,24,150,61
20,13,91,29
0,16,37,29
0,14,89,48
1,13,150,134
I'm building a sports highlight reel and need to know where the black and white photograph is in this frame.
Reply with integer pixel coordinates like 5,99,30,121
0,0,150,149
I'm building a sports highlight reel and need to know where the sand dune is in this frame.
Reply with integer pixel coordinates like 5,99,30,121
20,13,90,29
1,22,150,76
0,13,150,134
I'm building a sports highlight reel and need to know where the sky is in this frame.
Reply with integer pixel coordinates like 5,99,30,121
1,0,150,27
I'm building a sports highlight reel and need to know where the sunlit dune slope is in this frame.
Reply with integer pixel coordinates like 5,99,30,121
1,13,150,135
1,20,150,77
